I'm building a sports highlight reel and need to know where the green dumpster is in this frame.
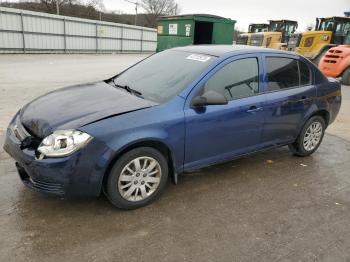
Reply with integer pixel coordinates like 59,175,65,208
157,14,236,52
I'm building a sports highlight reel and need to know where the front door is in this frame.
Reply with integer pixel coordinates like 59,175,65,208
184,56,266,170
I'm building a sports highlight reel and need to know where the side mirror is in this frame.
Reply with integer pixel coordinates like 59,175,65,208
192,90,228,107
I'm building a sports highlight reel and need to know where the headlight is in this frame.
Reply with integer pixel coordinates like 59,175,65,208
37,130,92,158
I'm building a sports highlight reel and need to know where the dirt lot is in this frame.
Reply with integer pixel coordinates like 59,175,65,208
0,54,350,262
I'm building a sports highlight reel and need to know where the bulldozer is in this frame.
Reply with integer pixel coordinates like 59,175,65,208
236,23,269,45
248,20,298,49
287,16,350,63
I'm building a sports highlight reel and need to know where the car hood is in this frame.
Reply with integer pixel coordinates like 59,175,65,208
20,81,158,138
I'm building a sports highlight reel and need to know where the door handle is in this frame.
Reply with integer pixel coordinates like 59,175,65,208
246,106,263,113
300,96,307,100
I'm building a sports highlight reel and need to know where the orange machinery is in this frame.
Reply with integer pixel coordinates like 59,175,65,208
319,45,350,85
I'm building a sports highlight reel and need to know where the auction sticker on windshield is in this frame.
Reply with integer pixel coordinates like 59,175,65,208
186,54,211,62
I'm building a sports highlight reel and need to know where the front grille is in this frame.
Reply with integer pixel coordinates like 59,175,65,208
329,49,343,54
287,33,301,51
250,34,263,46
322,49,342,64
236,35,248,45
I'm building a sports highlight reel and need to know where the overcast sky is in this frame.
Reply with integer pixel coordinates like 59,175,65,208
104,0,349,31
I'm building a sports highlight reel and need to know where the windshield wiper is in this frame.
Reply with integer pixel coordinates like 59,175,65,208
113,82,143,97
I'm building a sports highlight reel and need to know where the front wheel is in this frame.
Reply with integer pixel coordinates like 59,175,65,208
106,147,168,209
288,116,326,157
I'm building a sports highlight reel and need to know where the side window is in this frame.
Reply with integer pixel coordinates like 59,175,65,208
203,58,259,101
266,57,299,91
299,61,311,86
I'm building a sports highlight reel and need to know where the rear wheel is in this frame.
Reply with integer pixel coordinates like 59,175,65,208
341,67,350,86
288,116,326,157
106,147,168,209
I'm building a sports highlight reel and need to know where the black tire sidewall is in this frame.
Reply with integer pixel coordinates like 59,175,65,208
315,49,328,66
342,67,350,86
106,147,168,209
295,116,326,156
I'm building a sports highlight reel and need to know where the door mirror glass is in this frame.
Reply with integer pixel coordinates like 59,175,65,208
192,90,228,107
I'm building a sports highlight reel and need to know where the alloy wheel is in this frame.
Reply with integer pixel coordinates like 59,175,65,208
303,121,323,151
118,156,162,202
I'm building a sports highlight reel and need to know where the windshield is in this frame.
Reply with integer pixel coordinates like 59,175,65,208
335,21,350,35
269,22,296,35
285,23,297,35
318,19,335,31
113,50,216,103
269,21,284,32
249,24,268,33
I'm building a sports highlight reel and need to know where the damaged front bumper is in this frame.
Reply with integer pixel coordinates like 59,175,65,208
3,119,112,197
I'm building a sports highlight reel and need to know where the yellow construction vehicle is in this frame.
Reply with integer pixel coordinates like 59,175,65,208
288,16,350,62
249,20,298,49
236,23,269,45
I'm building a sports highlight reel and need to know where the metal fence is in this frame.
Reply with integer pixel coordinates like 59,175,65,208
0,7,157,53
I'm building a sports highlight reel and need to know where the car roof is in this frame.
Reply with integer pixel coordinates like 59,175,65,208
171,45,296,58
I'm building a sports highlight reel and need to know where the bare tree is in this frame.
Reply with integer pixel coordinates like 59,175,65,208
85,0,104,10
140,0,180,16
81,0,104,18
39,0,73,14
139,0,180,27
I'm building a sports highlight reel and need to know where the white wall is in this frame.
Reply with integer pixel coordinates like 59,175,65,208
0,7,157,53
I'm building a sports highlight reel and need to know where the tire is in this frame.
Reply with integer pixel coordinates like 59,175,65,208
313,49,328,66
288,116,326,157
341,67,350,86
105,147,168,209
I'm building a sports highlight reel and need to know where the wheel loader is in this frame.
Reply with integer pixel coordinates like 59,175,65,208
248,20,298,49
236,23,269,45
287,16,350,63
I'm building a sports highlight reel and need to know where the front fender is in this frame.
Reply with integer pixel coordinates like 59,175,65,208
109,129,182,172
80,97,186,189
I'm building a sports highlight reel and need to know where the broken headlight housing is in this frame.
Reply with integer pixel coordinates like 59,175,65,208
37,130,92,158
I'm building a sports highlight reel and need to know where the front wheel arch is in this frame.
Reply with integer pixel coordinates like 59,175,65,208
101,140,177,194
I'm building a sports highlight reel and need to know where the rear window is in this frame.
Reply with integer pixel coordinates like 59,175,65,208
266,57,311,91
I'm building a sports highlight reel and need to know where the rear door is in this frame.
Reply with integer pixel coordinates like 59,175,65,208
261,55,316,146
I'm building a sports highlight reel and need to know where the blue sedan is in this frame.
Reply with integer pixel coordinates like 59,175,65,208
4,45,342,209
